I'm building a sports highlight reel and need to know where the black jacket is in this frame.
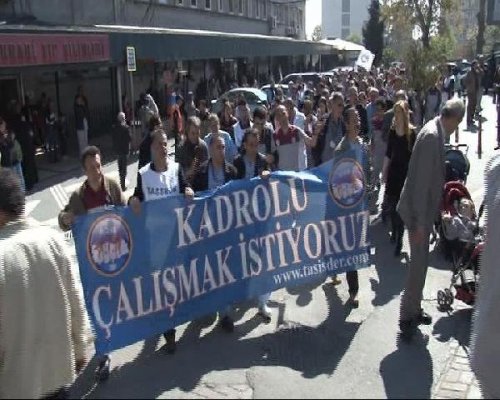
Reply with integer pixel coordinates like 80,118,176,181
112,123,131,155
312,114,346,167
74,103,89,130
191,159,237,192
233,153,268,179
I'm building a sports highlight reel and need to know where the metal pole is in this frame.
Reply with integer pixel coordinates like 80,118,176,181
478,113,482,159
117,66,123,112
19,72,25,106
455,127,459,143
55,71,61,116
129,71,136,139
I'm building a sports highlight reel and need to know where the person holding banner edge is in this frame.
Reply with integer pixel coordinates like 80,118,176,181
233,127,273,322
57,145,126,382
331,106,373,308
192,134,238,332
129,129,194,354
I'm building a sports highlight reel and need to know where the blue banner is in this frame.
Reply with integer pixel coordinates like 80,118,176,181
72,153,371,355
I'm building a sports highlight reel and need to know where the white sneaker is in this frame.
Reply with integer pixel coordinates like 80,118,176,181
258,304,272,323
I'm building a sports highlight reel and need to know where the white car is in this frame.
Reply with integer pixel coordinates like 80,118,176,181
211,88,268,114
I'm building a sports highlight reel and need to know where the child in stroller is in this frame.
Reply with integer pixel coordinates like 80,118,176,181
437,188,484,309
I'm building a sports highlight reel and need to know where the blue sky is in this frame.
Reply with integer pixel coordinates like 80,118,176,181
306,0,322,39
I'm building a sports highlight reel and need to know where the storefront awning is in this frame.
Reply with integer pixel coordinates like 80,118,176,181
101,25,333,62
0,24,333,67
320,38,365,52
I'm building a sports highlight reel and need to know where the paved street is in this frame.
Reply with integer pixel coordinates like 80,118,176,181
24,96,498,399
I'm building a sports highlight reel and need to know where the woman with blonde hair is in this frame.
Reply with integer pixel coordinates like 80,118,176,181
382,100,417,256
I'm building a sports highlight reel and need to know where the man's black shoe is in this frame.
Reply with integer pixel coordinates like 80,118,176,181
418,310,433,325
96,355,111,382
163,329,176,354
219,315,234,333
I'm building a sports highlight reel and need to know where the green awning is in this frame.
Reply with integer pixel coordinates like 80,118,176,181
104,25,333,62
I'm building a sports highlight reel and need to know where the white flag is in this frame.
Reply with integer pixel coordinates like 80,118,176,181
355,49,375,71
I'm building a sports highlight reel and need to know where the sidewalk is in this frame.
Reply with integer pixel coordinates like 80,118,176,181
432,95,499,400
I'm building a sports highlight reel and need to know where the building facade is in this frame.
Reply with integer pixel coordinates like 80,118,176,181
0,0,323,154
1,0,306,40
321,0,371,40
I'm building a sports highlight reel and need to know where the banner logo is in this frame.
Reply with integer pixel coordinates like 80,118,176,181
329,158,365,208
87,214,132,277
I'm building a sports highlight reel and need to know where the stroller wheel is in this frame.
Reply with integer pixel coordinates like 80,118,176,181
437,290,448,309
444,289,454,306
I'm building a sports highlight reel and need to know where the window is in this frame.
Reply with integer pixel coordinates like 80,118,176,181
229,0,234,12
262,0,266,19
218,0,223,11
177,0,183,5
205,0,211,9
238,0,244,14
342,13,350,27
298,9,303,28
341,27,350,39
342,0,350,13
191,0,197,7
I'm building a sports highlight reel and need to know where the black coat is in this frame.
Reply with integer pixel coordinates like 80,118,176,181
191,160,237,192
233,153,268,179
112,123,131,155
312,114,346,167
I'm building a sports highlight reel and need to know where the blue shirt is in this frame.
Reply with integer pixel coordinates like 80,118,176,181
243,155,256,179
208,163,225,190
204,130,238,162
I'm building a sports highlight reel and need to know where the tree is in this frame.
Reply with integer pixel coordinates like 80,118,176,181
311,25,323,42
384,0,455,49
346,33,362,44
476,0,487,55
363,0,385,66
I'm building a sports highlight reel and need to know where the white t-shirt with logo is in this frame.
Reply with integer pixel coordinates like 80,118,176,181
138,162,181,202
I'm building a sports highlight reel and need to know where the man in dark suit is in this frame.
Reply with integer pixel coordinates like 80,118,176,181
191,134,237,332
397,99,465,341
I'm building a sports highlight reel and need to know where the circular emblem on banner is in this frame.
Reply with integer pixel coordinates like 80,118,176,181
87,214,132,277
329,158,365,208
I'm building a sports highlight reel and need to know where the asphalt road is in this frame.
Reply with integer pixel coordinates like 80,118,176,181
24,96,498,399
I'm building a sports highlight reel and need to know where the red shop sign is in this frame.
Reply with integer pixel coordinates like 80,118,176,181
0,33,111,67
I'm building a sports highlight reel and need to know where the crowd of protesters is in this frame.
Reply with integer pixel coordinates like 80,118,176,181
1,59,500,398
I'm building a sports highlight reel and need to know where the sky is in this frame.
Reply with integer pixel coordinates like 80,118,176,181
305,0,322,39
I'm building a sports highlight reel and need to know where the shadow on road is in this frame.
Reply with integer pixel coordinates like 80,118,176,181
432,307,473,348
70,284,360,398
369,220,408,307
380,333,433,399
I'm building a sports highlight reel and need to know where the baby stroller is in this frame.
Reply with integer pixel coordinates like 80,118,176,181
431,143,471,245
436,181,472,261
444,143,470,183
436,182,484,310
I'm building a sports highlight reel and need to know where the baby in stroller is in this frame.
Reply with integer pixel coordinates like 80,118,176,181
442,198,477,243
437,187,483,309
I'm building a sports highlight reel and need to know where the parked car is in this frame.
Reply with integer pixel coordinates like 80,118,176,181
279,71,334,88
260,84,289,103
210,88,268,115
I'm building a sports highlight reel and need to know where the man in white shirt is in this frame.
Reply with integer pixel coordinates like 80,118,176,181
233,99,253,149
284,98,305,132
273,105,318,171
129,129,194,354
